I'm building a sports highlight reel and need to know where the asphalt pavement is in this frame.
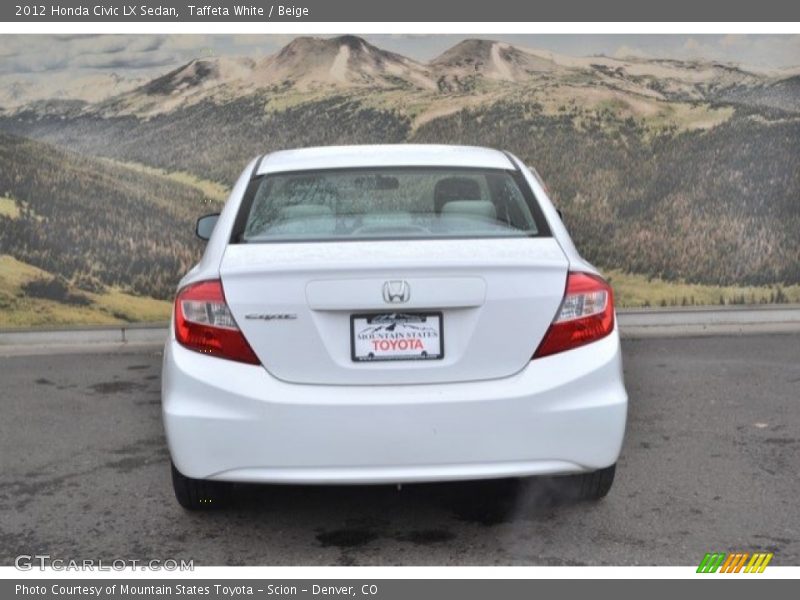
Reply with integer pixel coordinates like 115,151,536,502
1,334,798,566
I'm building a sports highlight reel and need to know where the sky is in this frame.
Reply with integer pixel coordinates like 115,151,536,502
1,34,799,79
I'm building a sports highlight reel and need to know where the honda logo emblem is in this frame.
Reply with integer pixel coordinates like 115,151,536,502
382,280,410,304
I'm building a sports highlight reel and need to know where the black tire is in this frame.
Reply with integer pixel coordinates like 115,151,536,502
570,464,616,501
171,461,233,510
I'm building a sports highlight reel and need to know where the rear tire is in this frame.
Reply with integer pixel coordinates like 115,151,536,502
171,461,233,510
569,464,616,501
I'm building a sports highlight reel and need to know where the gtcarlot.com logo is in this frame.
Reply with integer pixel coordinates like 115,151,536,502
14,554,193,571
697,552,773,573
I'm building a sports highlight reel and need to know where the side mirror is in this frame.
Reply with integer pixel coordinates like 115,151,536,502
195,213,220,241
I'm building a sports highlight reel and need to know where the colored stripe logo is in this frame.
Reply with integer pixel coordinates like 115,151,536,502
697,552,773,573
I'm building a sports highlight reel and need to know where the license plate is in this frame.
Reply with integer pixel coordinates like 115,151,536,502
351,312,444,362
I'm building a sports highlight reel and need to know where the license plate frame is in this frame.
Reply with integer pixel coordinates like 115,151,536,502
350,312,444,362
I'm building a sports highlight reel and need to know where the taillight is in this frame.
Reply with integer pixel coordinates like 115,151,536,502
174,280,260,365
533,272,615,359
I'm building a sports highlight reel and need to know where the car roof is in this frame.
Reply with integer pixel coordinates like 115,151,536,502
255,144,515,175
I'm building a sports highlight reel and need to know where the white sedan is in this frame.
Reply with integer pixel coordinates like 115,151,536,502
162,144,628,509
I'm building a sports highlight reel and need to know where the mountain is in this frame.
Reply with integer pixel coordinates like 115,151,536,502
5,36,790,185
430,39,559,91
98,36,436,116
262,35,434,90
95,37,771,112
1,35,799,299
102,55,261,115
428,40,774,103
0,132,216,299
140,55,257,95
2,36,790,122
533,52,763,101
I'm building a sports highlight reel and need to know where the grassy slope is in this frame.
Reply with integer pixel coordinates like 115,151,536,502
607,269,800,308
1,83,798,326
0,132,221,327
0,255,169,328
0,131,221,300
97,157,230,203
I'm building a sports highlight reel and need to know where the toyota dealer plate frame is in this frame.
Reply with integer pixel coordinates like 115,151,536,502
350,312,444,362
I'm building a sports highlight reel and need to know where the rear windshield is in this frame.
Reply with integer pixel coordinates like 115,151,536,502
234,167,548,242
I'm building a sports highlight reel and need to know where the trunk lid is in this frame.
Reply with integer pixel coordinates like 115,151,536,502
220,238,568,385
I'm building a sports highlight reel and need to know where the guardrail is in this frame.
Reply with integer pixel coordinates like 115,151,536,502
1,305,799,354
0,321,168,347
616,304,800,337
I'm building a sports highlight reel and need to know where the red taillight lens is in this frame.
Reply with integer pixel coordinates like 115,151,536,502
174,280,260,365
533,272,615,359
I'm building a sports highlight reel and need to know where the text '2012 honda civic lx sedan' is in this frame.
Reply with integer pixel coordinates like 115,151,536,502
162,144,628,509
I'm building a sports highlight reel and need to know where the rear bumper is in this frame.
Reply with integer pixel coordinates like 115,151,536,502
162,329,628,484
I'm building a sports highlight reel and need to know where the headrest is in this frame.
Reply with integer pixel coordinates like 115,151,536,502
274,204,335,234
441,200,497,221
434,177,481,212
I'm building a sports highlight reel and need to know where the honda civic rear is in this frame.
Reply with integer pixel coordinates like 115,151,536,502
161,144,628,509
